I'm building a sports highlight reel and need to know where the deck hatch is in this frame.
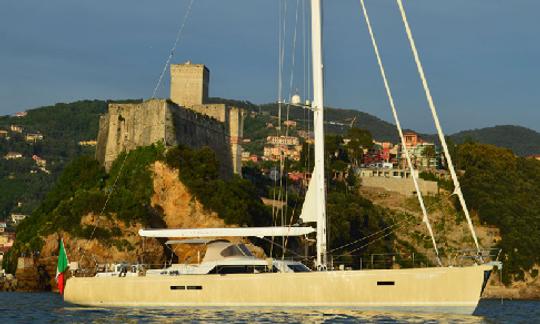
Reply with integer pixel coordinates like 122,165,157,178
377,281,395,286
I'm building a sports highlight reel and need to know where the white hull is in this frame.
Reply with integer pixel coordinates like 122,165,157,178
64,265,492,314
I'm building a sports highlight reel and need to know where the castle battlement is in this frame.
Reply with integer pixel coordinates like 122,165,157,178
96,63,243,176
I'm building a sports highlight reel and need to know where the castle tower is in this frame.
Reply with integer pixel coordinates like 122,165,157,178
170,62,209,107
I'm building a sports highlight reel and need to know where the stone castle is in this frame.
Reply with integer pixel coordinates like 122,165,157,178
96,62,243,176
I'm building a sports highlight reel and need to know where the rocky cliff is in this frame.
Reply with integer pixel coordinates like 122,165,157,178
7,157,261,292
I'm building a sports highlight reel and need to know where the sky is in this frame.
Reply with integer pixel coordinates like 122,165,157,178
0,0,539,134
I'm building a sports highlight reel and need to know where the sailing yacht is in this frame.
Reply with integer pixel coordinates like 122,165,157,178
64,1,500,314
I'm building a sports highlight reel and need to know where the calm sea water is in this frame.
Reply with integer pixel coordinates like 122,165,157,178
0,293,537,323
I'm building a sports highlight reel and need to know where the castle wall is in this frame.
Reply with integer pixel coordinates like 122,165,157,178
96,62,243,176
165,103,233,177
97,100,168,171
189,104,227,123
96,100,233,177
185,104,244,174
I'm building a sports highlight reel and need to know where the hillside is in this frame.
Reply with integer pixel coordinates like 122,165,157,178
0,101,107,220
3,144,272,277
0,100,145,221
2,99,539,223
240,101,540,156
255,102,404,142
451,125,540,156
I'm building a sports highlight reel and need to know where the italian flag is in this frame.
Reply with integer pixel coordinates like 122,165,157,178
56,239,69,295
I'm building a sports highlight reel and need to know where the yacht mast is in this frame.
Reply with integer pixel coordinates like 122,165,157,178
311,0,327,269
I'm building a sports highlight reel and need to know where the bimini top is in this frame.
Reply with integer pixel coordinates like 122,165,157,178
138,226,315,238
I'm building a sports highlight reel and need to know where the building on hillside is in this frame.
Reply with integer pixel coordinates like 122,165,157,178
241,151,259,163
263,145,302,161
25,133,43,142
363,141,398,167
404,132,419,147
32,155,46,167
359,167,438,196
399,132,438,170
10,125,23,133
78,140,97,146
263,136,302,161
96,61,244,176
4,152,22,160
283,120,297,127
0,130,8,138
267,136,299,146
527,154,540,161
0,232,16,263
297,130,313,139
288,171,308,182
297,130,314,144
14,111,27,118
10,213,27,224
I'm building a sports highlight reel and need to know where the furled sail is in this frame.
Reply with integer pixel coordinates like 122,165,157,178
299,167,319,223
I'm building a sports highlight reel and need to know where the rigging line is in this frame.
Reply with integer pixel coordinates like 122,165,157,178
348,229,396,254
360,0,442,266
278,0,282,126
281,0,300,257
328,216,410,253
302,0,307,105
77,149,130,264
260,236,309,261
278,0,288,129
396,0,481,253
273,0,285,254
286,0,301,136
151,0,196,98
279,154,285,257
282,204,297,261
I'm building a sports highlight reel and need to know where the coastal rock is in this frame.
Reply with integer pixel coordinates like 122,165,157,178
150,161,264,261
484,266,540,299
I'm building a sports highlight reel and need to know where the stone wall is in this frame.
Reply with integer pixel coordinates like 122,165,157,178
96,99,234,177
96,99,168,171
360,176,438,196
96,62,244,176
187,103,244,174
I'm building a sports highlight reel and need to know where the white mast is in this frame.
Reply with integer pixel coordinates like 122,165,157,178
311,0,327,269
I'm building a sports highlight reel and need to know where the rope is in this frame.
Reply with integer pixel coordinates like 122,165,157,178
286,0,301,138
151,0,196,98
277,0,288,128
328,216,410,254
396,0,481,253
349,230,395,254
77,150,130,264
260,236,308,261
360,0,442,266
77,0,197,266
